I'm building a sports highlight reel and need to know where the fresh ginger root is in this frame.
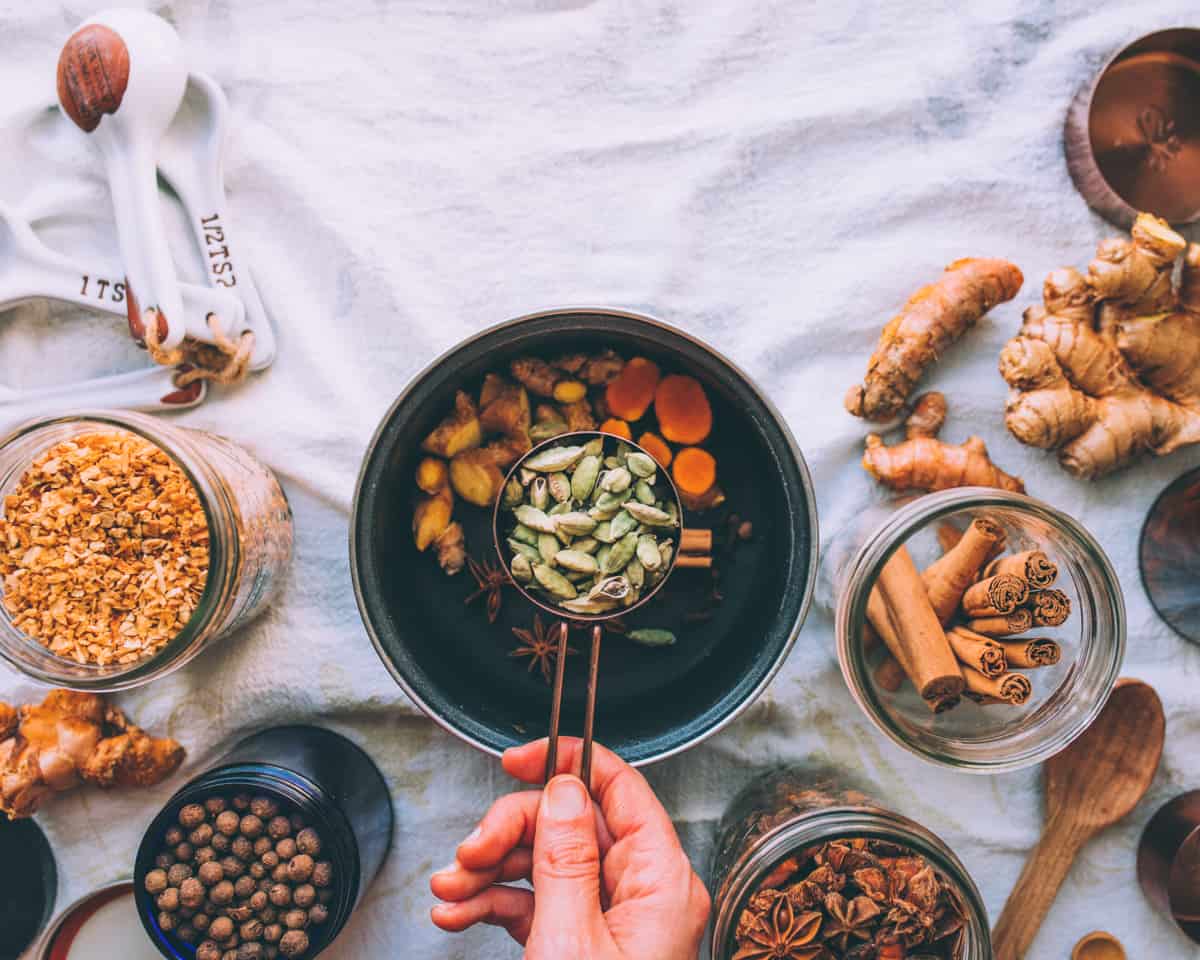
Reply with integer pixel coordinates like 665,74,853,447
0,689,184,819
846,258,1024,421
862,392,1025,493
1000,213,1200,478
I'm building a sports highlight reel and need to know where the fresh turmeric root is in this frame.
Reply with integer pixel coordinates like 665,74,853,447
846,258,1024,422
862,392,1025,493
1000,214,1200,478
0,690,184,819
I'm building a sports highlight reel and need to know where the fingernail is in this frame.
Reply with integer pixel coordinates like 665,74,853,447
462,826,481,845
433,860,458,877
546,776,588,820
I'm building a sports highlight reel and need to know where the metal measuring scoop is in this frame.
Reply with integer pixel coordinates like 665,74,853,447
157,73,276,370
493,431,699,789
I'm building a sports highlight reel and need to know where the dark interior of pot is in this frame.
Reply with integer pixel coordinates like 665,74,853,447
352,310,815,765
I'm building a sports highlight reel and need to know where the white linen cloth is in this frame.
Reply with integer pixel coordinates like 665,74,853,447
2,2,1200,957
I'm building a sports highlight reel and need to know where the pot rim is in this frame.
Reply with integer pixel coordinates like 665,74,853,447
349,304,819,767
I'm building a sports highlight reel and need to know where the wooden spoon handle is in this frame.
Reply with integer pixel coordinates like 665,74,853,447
992,816,1092,960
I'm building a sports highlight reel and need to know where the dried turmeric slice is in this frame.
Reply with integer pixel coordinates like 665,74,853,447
672,447,717,496
605,357,660,422
599,417,632,440
655,374,712,444
637,431,673,468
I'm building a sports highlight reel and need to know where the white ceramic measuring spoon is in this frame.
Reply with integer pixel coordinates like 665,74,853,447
159,73,276,370
56,9,188,348
0,203,244,328
0,365,205,425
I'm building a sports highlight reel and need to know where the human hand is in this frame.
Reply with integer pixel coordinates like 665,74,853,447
430,737,710,959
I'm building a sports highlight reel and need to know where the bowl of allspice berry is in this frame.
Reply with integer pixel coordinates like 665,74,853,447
352,307,820,765
135,790,348,960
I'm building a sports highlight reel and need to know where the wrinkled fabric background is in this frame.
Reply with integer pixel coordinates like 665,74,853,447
2,2,1200,957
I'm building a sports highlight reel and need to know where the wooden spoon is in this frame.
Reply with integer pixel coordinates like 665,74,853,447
992,679,1165,959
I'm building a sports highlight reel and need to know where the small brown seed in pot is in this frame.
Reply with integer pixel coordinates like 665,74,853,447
190,823,215,846
292,884,316,909
175,842,194,862
222,950,238,960
209,880,235,906
289,814,305,832
155,851,176,871
180,906,197,920
211,833,232,853
240,815,264,839
193,912,211,931
197,942,221,960
249,862,266,880
263,923,283,943
267,817,291,840
275,838,297,860
144,869,168,895
254,836,273,857
232,794,251,811
259,906,277,924
271,863,289,882
204,796,227,816
307,903,329,925
260,851,280,869
250,891,268,911
268,883,292,907
198,861,224,886
180,877,206,908
311,861,333,888
231,836,254,861
283,909,307,930
227,904,254,923
167,863,193,886
177,924,200,944
158,911,177,932
216,811,241,836
221,856,245,878
179,803,207,829
278,930,308,958
240,919,264,941
250,796,278,819
287,855,314,883
157,888,181,912
237,944,263,960
294,828,321,856
165,826,185,846
196,846,218,865
209,916,235,941
234,875,256,898
265,947,278,960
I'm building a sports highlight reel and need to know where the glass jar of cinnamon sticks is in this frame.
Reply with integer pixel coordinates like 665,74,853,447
820,489,1124,772
709,766,991,960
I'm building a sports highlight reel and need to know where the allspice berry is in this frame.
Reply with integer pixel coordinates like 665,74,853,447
157,888,181,912
271,863,289,883
233,793,252,811
240,919,264,942
165,826,185,847
216,811,241,837
190,823,215,847
232,836,254,861
259,905,278,924
198,861,225,886
292,884,316,909
144,869,168,895
268,883,292,908
250,862,266,880
211,833,232,853
194,912,211,931
175,842,195,863
278,930,309,958
197,942,221,960
180,877,206,909
250,796,278,819
287,855,314,883
237,944,263,960
240,815,264,839
166,864,192,888
311,862,333,888
294,829,320,857
205,796,227,816
289,814,305,832
227,904,255,923
307,904,328,926
235,875,257,898
158,911,177,932
208,916,235,941
210,880,236,906
283,909,307,930
196,846,218,865
221,855,246,879
155,852,176,871
250,891,269,911
260,851,280,870
254,836,273,857
178,924,200,944
263,923,283,943
267,817,291,840
275,838,297,861
179,804,207,829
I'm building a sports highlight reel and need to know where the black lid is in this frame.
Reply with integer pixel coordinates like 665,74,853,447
0,816,56,960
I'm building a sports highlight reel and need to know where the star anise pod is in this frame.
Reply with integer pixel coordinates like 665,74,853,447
733,893,825,960
510,615,577,683
465,554,512,623
853,866,890,902
822,892,881,951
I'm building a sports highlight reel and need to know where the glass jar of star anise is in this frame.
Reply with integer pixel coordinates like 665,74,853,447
709,767,990,960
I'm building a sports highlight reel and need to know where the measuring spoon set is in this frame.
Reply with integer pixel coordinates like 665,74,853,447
0,8,275,424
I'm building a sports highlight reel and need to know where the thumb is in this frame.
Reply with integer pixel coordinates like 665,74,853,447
529,775,609,952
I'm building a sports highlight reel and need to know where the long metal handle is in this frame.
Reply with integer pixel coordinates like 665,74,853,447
544,620,570,784
581,623,602,792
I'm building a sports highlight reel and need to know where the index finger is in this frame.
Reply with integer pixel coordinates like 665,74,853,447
502,738,682,852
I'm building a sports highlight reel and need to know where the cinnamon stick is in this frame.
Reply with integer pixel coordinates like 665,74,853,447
936,522,964,553
1028,588,1070,626
965,608,1033,637
872,546,964,704
866,588,954,712
922,517,1006,624
947,627,1007,678
998,637,1061,668
961,573,1030,617
962,667,1032,705
674,554,712,569
873,653,906,693
679,528,713,555
984,549,1057,589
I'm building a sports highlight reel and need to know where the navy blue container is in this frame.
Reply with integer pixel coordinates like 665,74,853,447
133,726,393,958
